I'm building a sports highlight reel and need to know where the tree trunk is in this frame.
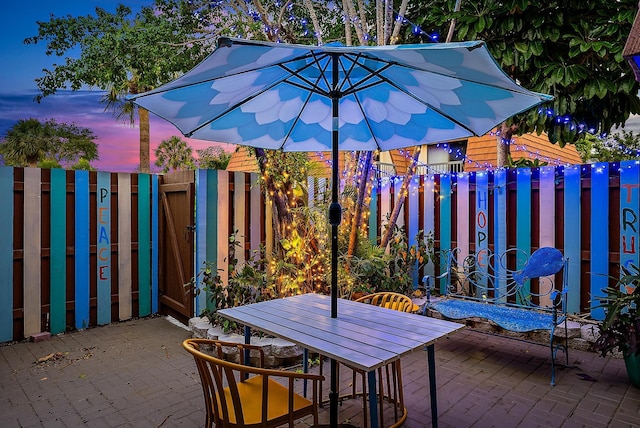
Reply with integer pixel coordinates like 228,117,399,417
139,107,150,173
346,151,374,257
379,147,421,249
496,122,518,167
253,148,293,249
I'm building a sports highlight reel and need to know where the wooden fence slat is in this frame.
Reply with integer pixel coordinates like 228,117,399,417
75,170,90,330
475,171,490,296
620,160,640,272
151,174,159,314
234,172,246,267
563,165,582,314
50,169,66,334
250,173,262,258
395,177,404,228
516,168,532,260
118,173,132,321
138,173,151,317
494,169,507,301
439,174,451,294
217,171,229,288
205,170,218,311
539,166,557,307
423,176,435,278
408,176,420,289
195,170,208,315
369,180,378,244
380,178,391,240
0,167,13,342
590,163,610,320
97,171,111,325
456,173,470,266
23,168,42,337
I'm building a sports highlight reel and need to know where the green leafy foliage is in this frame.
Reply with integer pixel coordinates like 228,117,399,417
579,130,640,162
154,136,195,172
196,146,232,170
408,0,640,145
186,231,270,333
0,118,98,168
594,264,640,357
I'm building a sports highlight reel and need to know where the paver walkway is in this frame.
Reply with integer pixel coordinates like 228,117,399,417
1,315,639,427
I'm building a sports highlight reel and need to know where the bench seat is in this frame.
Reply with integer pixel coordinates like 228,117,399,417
430,299,556,333
424,246,569,385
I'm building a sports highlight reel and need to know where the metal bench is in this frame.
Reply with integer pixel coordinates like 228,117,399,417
423,246,569,385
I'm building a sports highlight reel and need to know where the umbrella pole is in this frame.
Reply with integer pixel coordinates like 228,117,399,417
328,52,341,428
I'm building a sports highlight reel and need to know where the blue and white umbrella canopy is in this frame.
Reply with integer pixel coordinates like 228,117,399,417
130,37,552,152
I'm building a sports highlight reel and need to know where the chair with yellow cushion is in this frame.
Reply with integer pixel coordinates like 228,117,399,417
319,292,412,427
183,338,324,428
355,291,419,313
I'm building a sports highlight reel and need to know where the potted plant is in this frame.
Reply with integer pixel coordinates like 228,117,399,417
594,263,640,388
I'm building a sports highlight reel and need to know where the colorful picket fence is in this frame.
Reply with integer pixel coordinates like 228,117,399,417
369,161,639,321
1,161,638,342
0,167,159,342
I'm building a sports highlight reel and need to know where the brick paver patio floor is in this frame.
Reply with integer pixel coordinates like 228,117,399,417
1,316,639,427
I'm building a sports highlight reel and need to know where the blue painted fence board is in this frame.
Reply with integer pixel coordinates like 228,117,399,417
590,163,609,320
74,170,90,329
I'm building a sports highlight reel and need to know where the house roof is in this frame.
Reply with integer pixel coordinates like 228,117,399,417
226,147,347,178
463,132,582,171
623,5,640,80
226,132,583,175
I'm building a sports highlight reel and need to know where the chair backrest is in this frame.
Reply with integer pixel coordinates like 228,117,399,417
183,338,324,428
355,292,414,313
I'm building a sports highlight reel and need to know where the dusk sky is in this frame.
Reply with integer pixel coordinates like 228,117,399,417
0,1,234,173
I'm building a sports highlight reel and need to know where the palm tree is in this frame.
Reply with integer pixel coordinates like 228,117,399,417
0,119,51,167
154,136,195,173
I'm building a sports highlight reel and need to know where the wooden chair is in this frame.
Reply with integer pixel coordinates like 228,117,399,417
320,292,411,427
183,338,324,428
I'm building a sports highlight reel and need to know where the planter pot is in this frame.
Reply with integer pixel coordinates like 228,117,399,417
624,352,640,388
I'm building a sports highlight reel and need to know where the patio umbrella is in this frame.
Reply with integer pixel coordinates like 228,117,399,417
129,36,551,426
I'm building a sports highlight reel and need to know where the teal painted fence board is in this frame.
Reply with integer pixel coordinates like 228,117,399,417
563,165,582,314
369,184,377,244
74,170,90,329
515,169,532,260
620,160,640,273
590,163,609,320
96,172,111,325
151,174,159,314
138,174,151,317
0,167,13,342
206,170,218,311
50,168,66,335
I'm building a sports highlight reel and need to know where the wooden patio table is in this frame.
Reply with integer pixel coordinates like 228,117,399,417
219,293,463,428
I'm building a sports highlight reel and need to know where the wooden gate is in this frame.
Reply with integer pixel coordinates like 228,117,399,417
158,171,195,324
